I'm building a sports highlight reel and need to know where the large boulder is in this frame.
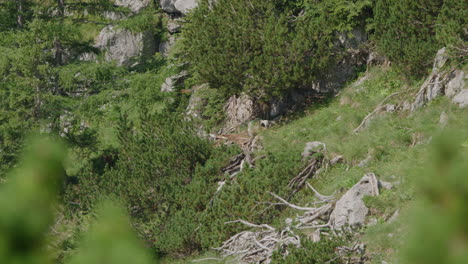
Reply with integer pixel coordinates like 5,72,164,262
95,26,156,67
115,0,151,13
160,0,198,14
412,48,467,111
330,173,380,229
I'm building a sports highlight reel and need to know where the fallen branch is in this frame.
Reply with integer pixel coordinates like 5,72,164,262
288,156,322,194
306,182,336,202
225,219,275,231
269,192,317,211
353,88,415,133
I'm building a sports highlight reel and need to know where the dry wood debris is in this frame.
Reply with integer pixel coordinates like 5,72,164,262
209,173,388,263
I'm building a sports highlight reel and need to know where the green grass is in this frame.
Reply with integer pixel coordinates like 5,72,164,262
237,65,468,262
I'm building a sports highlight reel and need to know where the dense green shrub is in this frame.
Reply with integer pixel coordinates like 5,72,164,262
183,0,371,100
373,0,467,76
400,132,468,264
0,137,155,264
0,138,65,264
435,0,468,57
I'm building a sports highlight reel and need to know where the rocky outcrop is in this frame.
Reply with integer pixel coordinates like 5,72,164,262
223,94,260,130
412,48,467,111
160,0,198,14
95,26,156,67
330,173,380,229
116,0,151,13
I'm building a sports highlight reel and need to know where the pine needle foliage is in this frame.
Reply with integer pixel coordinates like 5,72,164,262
182,0,372,100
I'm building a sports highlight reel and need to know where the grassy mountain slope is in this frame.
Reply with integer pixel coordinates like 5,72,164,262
161,64,467,263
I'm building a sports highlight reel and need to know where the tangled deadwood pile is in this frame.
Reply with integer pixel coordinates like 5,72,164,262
213,220,301,264
219,134,265,178
209,173,391,263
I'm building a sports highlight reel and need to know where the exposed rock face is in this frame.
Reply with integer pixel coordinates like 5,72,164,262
95,26,156,67
160,0,198,14
412,48,467,111
115,0,151,13
330,173,380,229
223,93,260,130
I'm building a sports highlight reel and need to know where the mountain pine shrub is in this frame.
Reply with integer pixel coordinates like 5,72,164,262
182,0,371,101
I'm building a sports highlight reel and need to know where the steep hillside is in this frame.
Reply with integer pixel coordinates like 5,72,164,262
0,1,466,264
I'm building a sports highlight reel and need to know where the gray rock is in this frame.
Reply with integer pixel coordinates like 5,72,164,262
379,181,394,190
412,48,466,111
174,0,198,14
167,18,181,33
301,142,327,159
452,89,468,108
445,70,465,97
160,0,198,14
95,26,156,66
115,0,151,13
433,47,448,70
223,93,259,130
160,0,177,13
330,173,380,229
